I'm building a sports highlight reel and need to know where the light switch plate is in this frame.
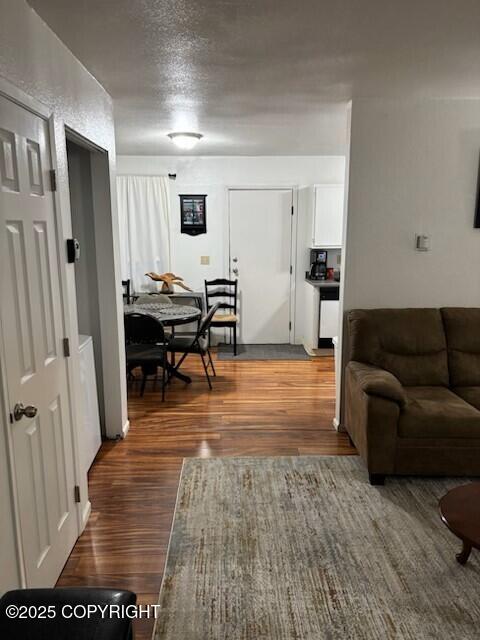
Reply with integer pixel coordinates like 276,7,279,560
200,255,210,265
415,234,430,251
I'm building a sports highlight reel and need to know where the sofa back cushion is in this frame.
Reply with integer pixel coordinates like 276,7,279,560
441,308,480,387
348,308,449,386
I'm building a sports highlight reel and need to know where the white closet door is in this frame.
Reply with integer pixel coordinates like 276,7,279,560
0,94,78,587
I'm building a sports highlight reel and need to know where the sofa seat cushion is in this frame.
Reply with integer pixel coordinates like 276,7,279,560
453,387,480,411
399,386,480,439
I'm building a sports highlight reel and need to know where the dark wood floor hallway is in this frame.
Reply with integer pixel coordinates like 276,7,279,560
57,352,355,639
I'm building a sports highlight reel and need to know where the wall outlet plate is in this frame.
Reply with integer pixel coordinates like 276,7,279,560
200,255,210,265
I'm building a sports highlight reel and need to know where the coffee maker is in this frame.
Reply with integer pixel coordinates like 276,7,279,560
309,249,327,280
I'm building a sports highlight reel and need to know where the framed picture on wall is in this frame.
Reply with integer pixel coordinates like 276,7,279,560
180,194,207,235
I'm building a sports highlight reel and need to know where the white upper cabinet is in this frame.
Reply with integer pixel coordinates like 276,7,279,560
313,184,344,247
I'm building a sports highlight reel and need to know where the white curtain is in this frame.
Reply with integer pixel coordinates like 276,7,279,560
117,175,171,293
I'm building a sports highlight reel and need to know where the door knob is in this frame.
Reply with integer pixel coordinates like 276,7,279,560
232,257,238,263
232,267,239,275
13,403,38,421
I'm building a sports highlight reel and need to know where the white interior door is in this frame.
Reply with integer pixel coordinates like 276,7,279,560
229,189,293,344
0,95,78,587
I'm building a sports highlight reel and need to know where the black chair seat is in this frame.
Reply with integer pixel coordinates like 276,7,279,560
0,587,136,640
211,314,238,326
126,343,166,363
167,335,208,354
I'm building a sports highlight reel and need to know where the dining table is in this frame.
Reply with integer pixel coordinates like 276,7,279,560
124,301,202,383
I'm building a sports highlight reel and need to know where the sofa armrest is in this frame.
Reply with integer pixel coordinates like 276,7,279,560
345,362,401,476
347,361,406,407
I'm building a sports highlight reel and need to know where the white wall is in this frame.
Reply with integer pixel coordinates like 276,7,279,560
117,155,346,343
0,0,126,590
341,98,480,422
343,98,480,310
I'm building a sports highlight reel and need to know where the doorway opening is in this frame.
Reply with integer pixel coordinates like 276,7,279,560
66,136,105,476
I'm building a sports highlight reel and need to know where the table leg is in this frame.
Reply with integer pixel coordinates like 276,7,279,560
456,540,472,565
170,326,176,366
166,362,191,384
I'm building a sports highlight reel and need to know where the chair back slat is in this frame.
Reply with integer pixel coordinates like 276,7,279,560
214,302,235,311
205,290,235,298
205,278,233,286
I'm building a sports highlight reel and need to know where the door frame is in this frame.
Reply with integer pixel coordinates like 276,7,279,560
0,76,88,586
64,127,115,445
226,185,298,344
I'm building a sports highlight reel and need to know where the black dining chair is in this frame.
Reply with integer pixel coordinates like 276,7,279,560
205,279,238,355
124,313,169,401
167,303,220,389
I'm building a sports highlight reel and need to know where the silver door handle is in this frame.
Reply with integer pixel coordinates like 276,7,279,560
232,267,239,275
13,403,38,421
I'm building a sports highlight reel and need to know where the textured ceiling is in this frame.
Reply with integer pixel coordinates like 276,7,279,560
29,0,480,155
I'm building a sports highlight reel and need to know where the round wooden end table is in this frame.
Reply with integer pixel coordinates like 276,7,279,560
439,483,480,565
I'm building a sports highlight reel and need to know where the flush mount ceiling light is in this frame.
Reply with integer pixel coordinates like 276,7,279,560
167,132,203,150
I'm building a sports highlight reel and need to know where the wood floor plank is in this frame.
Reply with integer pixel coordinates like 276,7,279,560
57,352,355,639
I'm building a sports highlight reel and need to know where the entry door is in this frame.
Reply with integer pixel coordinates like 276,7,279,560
229,189,293,344
0,95,78,586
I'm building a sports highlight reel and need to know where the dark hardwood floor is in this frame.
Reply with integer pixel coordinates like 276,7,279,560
57,351,356,639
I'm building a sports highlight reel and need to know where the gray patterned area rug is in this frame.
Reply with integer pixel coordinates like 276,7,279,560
153,456,480,639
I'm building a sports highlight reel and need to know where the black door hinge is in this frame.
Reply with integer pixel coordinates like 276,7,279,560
49,169,57,192
289,321,292,331
74,485,81,503
63,338,70,357
291,205,294,216
290,265,293,275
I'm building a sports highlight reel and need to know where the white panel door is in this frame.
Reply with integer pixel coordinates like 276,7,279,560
229,189,293,344
313,184,344,247
0,95,78,587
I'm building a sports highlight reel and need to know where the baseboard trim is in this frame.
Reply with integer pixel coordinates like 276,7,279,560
81,500,91,531
122,419,130,439
333,417,345,432
302,341,316,357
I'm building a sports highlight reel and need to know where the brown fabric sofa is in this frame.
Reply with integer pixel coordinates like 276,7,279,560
344,308,480,484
